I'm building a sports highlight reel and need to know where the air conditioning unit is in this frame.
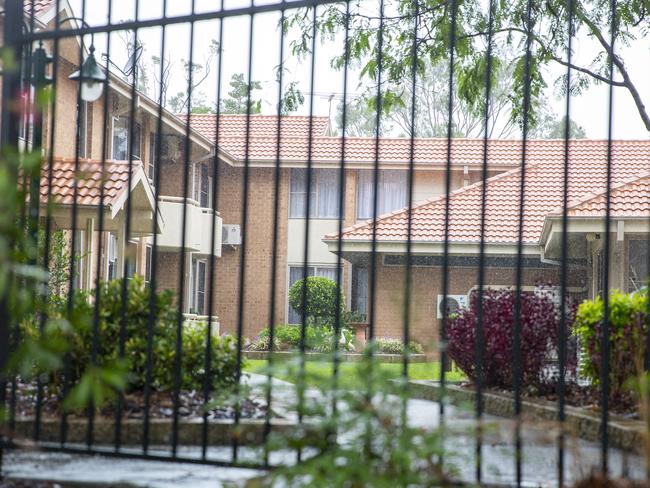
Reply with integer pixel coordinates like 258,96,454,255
437,294,468,319
222,224,242,246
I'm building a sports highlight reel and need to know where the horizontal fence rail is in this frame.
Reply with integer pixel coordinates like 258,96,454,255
0,0,648,485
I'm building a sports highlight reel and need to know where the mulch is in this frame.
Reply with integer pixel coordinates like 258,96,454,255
10,381,267,421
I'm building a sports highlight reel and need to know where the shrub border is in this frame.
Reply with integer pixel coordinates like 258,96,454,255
242,350,427,363
407,381,644,454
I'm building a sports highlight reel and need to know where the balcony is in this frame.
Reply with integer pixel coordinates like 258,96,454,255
157,196,222,256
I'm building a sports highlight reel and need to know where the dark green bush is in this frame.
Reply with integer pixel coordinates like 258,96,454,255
574,289,647,404
288,276,345,328
27,276,239,393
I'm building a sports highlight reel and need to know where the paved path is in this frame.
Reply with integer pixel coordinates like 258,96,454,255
3,374,646,487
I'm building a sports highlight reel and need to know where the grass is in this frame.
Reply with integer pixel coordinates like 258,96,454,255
243,358,466,390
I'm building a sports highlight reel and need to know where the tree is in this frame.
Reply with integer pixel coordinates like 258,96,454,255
531,114,587,139
220,73,263,114
286,1,650,133
337,60,522,137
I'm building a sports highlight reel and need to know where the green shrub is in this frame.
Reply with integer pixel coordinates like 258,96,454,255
372,338,423,355
574,289,648,404
250,324,355,352
288,276,345,328
26,275,239,394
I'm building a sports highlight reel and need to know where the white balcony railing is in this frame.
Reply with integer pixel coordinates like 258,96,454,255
157,196,222,256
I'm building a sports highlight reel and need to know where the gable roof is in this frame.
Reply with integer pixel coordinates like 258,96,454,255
328,139,650,246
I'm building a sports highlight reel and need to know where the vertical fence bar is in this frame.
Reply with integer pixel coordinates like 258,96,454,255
475,0,497,481
232,6,256,463
600,0,618,475
143,0,168,455
62,0,88,446
88,0,113,450
173,0,198,457
367,0,385,348
203,0,225,462
115,0,142,452
296,5,318,464
439,0,458,429
401,0,419,391
0,0,25,472
330,0,352,437
512,0,535,485
557,0,575,485
263,1,286,466
35,0,63,443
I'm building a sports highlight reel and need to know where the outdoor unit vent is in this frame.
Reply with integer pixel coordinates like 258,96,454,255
222,224,242,246
436,294,468,319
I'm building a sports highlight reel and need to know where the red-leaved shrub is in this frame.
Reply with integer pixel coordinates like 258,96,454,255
447,288,576,388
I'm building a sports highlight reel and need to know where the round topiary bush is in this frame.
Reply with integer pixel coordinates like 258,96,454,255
288,276,345,328
447,288,575,389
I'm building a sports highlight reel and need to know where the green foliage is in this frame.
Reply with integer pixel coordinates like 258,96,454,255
574,289,648,404
24,276,239,395
373,338,424,355
288,276,345,328
287,0,650,133
250,324,355,353
220,73,262,114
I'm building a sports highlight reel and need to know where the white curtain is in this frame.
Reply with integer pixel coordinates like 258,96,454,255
357,169,407,219
317,169,340,218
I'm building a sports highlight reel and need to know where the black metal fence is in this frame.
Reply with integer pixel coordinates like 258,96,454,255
0,0,647,485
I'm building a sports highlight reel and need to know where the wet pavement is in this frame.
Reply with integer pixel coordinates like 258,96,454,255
3,374,646,487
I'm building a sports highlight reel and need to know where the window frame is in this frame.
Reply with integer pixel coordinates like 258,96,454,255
289,168,340,219
356,169,408,220
190,257,208,315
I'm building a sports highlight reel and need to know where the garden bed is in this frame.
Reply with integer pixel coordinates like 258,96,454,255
242,350,427,363
408,381,645,454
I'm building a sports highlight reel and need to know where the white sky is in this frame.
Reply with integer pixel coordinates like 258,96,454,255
67,0,650,140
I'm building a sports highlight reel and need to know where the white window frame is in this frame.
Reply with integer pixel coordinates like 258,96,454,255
190,257,208,315
145,244,153,284
107,233,118,280
111,117,141,160
289,168,340,219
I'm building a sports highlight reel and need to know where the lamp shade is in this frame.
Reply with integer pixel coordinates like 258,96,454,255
69,47,106,102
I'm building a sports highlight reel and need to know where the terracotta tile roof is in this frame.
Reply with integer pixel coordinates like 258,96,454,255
184,114,331,142
331,140,650,245
40,158,136,207
186,116,650,168
560,173,650,218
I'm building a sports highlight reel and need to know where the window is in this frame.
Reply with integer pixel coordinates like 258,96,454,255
125,242,137,280
190,257,207,315
107,233,118,280
351,265,368,320
357,169,407,219
78,101,89,158
287,265,340,324
628,239,649,292
148,132,157,182
191,163,211,208
111,117,141,160
289,169,340,218
145,245,153,284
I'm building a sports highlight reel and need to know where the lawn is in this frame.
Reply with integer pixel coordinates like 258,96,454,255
243,358,466,390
